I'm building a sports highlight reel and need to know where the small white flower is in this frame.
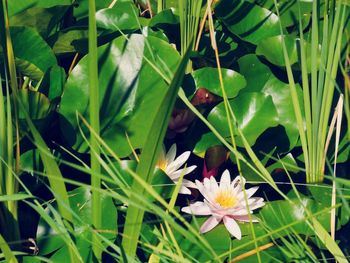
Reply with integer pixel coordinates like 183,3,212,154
181,170,265,239
156,144,197,195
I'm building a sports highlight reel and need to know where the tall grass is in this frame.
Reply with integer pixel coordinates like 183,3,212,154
275,0,347,183
178,0,203,71
0,0,20,248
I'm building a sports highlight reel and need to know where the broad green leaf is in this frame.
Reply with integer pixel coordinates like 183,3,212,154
257,0,312,28
73,0,112,19
9,26,57,80
237,54,272,93
149,9,179,27
49,29,89,55
96,2,140,32
215,0,280,44
256,35,314,69
193,132,222,158
261,77,303,149
208,92,279,146
238,55,303,150
59,34,181,157
259,197,330,235
176,217,271,262
8,0,71,16
191,67,246,98
9,6,71,37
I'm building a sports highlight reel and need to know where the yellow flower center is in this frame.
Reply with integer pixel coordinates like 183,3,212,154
157,159,167,172
215,190,238,208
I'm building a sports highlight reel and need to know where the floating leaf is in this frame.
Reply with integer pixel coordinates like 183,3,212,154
208,92,279,146
191,67,246,98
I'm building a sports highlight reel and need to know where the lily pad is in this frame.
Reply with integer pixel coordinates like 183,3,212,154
208,92,279,146
191,67,246,98
238,54,303,150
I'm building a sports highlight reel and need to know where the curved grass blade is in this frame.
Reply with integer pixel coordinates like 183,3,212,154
121,40,193,258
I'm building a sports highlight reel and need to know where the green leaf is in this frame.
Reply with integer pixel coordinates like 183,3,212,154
9,26,57,80
256,35,314,69
38,65,66,100
16,89,51,120
260,196,330,235
149,9,179,27
49,29,89,55
191,67,246,98
96,2,140,32
261,77,303,150
9,6,71,37
208,92,279,146
7,0,71,16
193,132,222,158
73,0,111,20
59,34,181,157
258,0,312,29
215,0,280,44
238,55,303,150
237,54,272,93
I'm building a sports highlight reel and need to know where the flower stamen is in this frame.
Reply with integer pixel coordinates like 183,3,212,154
215,190,238,208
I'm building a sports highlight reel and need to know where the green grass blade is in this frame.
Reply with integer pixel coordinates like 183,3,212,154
88,0,102,259
0,234,17,263
121,41,193,258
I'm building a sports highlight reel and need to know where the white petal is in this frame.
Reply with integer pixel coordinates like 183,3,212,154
246,186,259,198
220,170,231,188
223,216,242,239
166,144,177,164
200,216,221,234
166,151,191,173
181,202,211,215
169,165,196,179
203,177,211,189
249,199,265,210
209,176,219,194
196,180,215,204
182,179,197,189
179,186,192,195
237,186,259,200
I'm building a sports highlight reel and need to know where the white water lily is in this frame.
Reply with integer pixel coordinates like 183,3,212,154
181,170,265,239
156,144,197,195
